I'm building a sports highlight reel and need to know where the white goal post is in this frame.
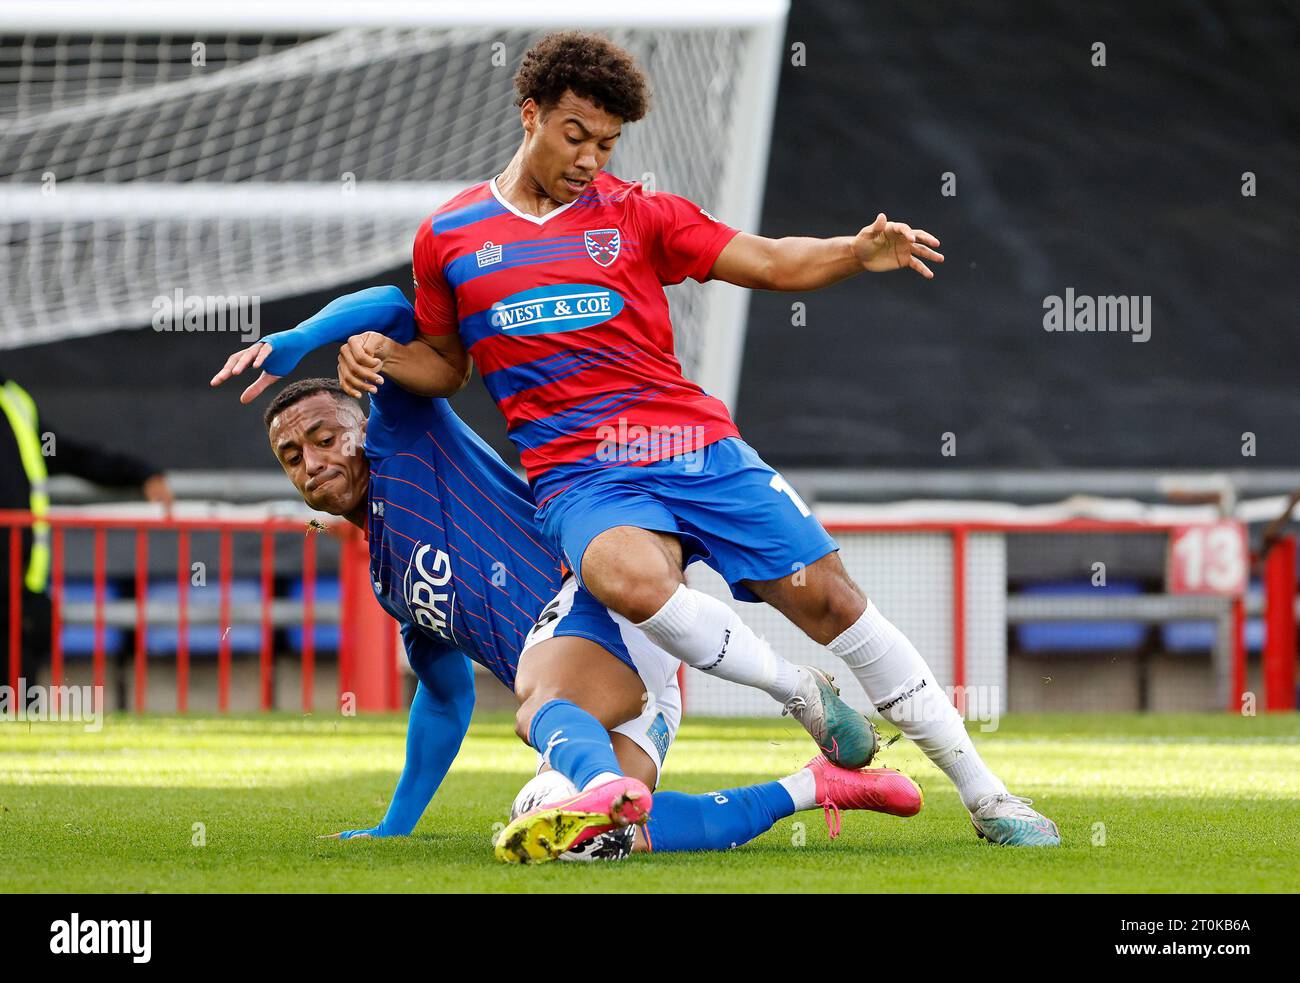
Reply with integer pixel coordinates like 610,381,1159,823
0,0,789,410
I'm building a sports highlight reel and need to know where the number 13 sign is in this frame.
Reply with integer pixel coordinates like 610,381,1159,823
1168,521,1248,595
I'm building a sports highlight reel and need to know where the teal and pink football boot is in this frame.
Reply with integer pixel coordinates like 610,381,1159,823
783,666,879,769
970,793,1060,846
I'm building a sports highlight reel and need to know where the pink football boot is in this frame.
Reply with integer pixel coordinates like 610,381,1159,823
804,755,924,839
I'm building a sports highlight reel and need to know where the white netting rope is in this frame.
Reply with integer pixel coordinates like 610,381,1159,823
0,27,747,367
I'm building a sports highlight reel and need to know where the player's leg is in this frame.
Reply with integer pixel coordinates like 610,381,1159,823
605,599,820,855
503,735,659,862
744,553,1003,801
744,553,1058,845
641,757,923,854
503,596,679,860
498,635,654,863
512,669,923,859
583,524,806,703
545,487,877,766
514,761,923,859
577,523,685,624
507,664,672,863
574,626,920,858
546,481,807,706
622,437,1057,844
512,631,647,794
510,574,680,814
498,597,672,863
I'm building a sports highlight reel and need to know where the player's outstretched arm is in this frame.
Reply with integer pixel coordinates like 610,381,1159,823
209,338,281,404
209,285,421,403
710,213,943,291
326,636,476,840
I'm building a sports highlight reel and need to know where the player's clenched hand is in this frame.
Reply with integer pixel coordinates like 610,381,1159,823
852,212,944,279
337,331,391,398
209,341,282,404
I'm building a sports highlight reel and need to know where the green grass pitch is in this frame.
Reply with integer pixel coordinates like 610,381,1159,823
1,711,1297,893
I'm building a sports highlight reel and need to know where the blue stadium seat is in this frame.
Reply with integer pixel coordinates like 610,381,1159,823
59,580,125,657
1015,578,1146,652
1160,620,1216,651
1160,581,1265,653
286,576,340,650
145,580,263,655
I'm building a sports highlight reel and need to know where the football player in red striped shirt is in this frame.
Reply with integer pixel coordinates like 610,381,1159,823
343,32,1057,846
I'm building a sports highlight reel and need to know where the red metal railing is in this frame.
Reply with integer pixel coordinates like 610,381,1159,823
1263,537,1298,711
176,528,189,712
951,526,967,712
7,525,18,692
821,519,1287,711
3,512,1293,714
0,511,400,713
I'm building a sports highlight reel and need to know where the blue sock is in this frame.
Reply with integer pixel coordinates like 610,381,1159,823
528,699,624,790
643,782,797,853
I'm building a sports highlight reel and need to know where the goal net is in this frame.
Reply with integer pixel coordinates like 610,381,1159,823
0,2,788,408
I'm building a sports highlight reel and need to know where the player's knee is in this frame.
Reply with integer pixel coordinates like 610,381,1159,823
513,687,640,745
514,695,542,744
802,579,868,645
581,529,684,623
619,575,685,624
828,579,868,633
586,560,682,624
513,678,549,743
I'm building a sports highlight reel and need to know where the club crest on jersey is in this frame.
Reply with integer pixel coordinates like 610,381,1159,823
584,228,621,267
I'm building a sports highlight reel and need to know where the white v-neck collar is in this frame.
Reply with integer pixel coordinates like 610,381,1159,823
490,175,583,226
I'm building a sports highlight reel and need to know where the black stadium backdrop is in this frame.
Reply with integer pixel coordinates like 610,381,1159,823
6,0,1298,472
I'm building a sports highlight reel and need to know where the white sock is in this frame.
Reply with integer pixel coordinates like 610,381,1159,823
828,601,1007,811
777,768,818,812
584,771,623,791
636,584,804,705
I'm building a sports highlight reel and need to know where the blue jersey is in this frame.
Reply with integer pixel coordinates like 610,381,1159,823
363,382,564,688
262,286,566,689
258,286,660,838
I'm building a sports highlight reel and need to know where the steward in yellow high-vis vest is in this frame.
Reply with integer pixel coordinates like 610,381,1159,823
0,373,173,673
0,377,51,592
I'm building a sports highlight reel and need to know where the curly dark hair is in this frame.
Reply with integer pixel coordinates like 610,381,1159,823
514,31,649,122
262,377,359,430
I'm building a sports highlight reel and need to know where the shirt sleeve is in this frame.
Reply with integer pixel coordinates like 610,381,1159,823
636,191,741,286
260,285,416,379
412,217,459,337
373,625,476,836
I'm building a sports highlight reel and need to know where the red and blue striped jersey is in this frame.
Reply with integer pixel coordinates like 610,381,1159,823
413,171,742,492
